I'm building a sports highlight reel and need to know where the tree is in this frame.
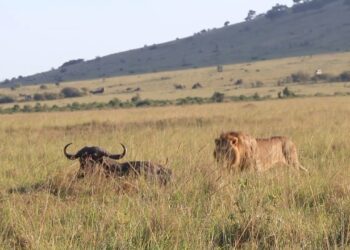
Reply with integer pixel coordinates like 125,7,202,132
224,21,230,26
266,4,288,19
293,0,302,4
245,10,256,21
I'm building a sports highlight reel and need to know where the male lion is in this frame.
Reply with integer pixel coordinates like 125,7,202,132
213,131,307,172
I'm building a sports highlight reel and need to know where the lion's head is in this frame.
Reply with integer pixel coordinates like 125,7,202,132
213,131,242,169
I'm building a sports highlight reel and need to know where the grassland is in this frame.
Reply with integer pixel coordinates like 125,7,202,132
1,96,350,249
1,52,350,109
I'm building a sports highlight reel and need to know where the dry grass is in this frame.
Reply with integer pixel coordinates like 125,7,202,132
1,96,350,249
1,51,350,108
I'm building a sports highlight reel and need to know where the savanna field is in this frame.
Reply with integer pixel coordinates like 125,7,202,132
0,96,350,249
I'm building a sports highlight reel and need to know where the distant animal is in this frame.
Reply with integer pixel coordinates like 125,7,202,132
213,131,307,172
90,87,104,94
315,69,323,76
192,83,203,89
64,143,172,184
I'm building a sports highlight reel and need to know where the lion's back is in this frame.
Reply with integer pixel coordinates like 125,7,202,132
255,136,296,170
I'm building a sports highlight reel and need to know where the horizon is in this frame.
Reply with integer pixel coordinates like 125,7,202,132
0,0,292,81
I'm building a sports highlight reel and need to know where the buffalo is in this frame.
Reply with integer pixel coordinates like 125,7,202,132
64,143,172,185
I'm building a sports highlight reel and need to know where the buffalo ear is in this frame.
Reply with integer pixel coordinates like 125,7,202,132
230,137,238,145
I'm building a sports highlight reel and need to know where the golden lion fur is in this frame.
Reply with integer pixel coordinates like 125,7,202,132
214,131,307,172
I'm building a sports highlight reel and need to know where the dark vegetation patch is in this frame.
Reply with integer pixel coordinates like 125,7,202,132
2,88,349,115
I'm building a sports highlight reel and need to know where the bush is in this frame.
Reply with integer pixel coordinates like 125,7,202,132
211,92,225,103
339,71,350,82
311,73,336,82
0,95,15,104
108,98,122,107
266,4,288,19
253,93,260,100
176,97,206,105
33,93,45,101
292,0,336,13
291,71,311,83
136,99,152,107
44,92,60,100
131,94,141,103
33,92,60,101
217,65,223,72
278,87,296,98
39,85,48,90
60,87,83,98
22,105,32,112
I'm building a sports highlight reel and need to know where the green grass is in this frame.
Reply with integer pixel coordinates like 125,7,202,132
1,96,350,248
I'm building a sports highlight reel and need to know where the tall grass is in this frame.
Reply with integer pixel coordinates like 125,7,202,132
1,97,350,249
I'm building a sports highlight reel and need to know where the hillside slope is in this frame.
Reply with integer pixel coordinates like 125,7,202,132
4,0,350,86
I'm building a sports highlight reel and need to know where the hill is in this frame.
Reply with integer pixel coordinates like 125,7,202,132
3,0,350,86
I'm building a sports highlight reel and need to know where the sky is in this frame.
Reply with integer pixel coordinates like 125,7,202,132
0,0,292,81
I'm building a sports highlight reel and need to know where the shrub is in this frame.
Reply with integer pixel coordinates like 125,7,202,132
11,104,20,112
311,73,336,82
339,71,350,82
39,85,48,90
217,65,223,72
238,95,248,101
33,92,60,101
131,94,141,103
176,97,206,105
278,87,296,98
60,87,83,98
33,93,45,101
44,92,60,100
253,93,261,100
108,98,122,107
291,71,311,83
136,99,152,107
0,95,15,104
292,0,336,13
22,105,32,112
211,92,225,103
266,4,288,19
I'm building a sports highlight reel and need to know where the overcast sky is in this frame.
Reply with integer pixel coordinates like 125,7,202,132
0,0,292,80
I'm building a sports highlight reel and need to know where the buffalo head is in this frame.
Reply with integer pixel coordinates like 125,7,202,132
64,143,127,177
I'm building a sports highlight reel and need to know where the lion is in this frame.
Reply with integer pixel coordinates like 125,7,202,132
213,131,308,172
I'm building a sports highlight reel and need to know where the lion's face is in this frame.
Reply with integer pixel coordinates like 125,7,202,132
213,134,239,167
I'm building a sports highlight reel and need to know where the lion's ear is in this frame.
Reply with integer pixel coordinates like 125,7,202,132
230,137,238,145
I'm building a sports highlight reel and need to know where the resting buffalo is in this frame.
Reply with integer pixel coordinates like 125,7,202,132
64,143,172,185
